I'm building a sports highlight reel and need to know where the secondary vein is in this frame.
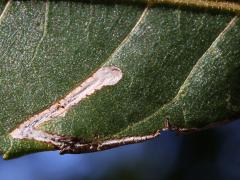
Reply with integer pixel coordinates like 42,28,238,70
102,5,149,67
0,0,12,26
175,16,239,99
28,0,49,66
115,15,239,135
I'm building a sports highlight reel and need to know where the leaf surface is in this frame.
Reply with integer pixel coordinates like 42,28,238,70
0,0,239,159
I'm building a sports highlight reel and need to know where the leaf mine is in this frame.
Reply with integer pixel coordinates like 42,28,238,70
10,66,123,147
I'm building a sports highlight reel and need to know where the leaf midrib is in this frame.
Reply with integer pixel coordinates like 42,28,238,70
149,0,240,14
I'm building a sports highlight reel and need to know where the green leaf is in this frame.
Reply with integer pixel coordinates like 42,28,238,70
0,0,239,159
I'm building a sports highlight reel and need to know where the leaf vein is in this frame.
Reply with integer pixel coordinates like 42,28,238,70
102,5,149,66
28,0,49,66
0,0,12,26
175,16,239,100
114,16,239,136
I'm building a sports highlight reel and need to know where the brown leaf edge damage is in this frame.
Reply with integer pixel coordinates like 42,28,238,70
8,64,162,155
56,118,234,154
9,66,139,155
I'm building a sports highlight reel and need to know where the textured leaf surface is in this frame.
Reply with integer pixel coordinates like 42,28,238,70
0,0,240,159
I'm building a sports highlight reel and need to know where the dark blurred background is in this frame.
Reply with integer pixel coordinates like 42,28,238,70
1,119,240,180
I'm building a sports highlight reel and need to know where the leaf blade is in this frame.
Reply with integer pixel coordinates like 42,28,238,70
0,1,239,159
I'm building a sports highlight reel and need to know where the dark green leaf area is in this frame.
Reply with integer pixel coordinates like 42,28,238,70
40,5,238,140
